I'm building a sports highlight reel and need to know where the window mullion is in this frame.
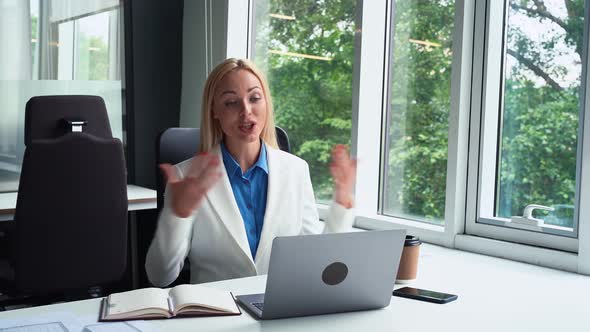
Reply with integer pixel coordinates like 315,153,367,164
443,0,475,244
577,0,590,275
465,0,486,236
478,0,504,220
351,0,388,217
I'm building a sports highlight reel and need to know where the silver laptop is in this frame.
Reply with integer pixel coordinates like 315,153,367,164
235,229,406,320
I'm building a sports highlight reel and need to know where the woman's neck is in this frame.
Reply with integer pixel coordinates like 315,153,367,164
223,138,261,173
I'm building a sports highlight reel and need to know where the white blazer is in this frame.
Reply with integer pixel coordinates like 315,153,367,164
145,144,354,286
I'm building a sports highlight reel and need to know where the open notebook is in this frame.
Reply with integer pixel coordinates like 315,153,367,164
99,284,241,321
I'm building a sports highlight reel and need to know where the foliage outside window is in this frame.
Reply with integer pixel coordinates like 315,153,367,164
253,0,357,201
496,0,585,229
382,0,455,224
75,13,112,80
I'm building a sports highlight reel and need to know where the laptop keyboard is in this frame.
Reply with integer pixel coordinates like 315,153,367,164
252,302,264,311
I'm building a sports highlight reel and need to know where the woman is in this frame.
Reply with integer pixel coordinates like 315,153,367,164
146,58,356,286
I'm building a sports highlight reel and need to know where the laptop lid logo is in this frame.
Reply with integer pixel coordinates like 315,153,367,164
322,262,348,285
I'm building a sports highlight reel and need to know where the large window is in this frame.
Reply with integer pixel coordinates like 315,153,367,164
498,0,583,230
382,0,456,225
467,0,588,251
227,0,590,272
0,0,124,193
252,0,357,201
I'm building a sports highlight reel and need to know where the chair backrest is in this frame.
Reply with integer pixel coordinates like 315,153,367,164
275,126,291,154
24,95,113,145
14,95,128,295
156,126,291,210
155,127,201,209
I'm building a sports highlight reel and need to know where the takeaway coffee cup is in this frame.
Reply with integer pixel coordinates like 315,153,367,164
396,235,421,284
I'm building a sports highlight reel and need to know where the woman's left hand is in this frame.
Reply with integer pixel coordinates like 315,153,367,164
330,144,357,209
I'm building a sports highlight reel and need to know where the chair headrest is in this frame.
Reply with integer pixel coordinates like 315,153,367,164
24,95,113,146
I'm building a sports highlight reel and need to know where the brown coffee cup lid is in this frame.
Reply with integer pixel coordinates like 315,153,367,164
404,235,421,246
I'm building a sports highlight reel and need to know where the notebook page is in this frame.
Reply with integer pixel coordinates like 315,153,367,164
169,284,239,313
107,288,170,316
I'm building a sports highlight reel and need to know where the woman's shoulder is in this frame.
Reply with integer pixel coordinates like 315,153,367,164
267,145,308,170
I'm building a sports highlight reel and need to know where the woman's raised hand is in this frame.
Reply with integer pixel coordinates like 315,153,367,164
159,153,223,218
330,144,357,209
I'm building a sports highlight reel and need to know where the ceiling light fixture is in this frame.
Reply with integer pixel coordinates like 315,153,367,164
269,13,296,20
269,49,332,61
409,39,441,47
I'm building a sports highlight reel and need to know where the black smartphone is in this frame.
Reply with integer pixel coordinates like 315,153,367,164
392,287,458,304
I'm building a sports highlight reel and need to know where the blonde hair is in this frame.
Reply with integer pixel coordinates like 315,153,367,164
200,58,278,152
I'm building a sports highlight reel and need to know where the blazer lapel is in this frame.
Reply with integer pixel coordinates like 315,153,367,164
255,145,283,265
206,145,254,264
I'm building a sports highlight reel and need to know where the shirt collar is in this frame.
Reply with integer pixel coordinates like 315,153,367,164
220,140,268,177
255,142,269,174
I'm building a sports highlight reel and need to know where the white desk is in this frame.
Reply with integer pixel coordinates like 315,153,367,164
1,243,589,331
0,184,157,222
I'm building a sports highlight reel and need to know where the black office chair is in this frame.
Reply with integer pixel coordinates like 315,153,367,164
153,126,291,286
0,95,128,308
156,126,291,209
156,128,202,210
276,126,291,155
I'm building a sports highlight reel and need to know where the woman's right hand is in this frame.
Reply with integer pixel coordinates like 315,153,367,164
159,153,223,218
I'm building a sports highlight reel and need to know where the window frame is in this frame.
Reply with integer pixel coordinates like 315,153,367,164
465,0,589,253
572,0,590,274
348,0,473,249
577,0,590,274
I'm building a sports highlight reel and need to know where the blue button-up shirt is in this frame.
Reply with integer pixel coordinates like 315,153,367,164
220,142,268,259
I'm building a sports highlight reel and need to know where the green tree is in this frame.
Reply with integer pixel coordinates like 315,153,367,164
498,0,584,227
257,0,586,228
255,0,356,200
384,0,455,222
77,35,109,80
499,82,578,224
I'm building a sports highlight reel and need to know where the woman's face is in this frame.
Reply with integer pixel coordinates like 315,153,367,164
213,69,267,146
